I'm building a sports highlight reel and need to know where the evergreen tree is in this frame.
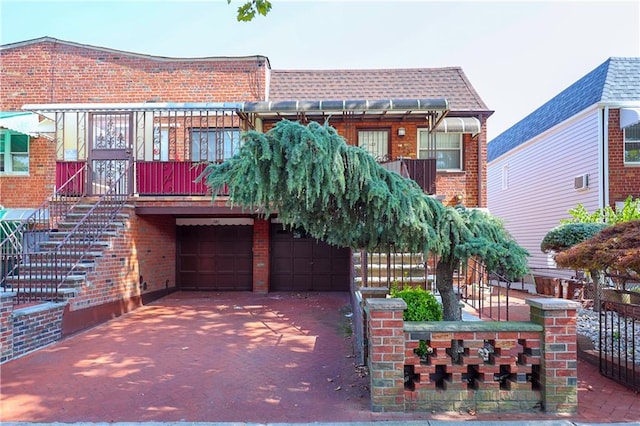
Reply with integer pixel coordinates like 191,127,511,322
201,120,528,320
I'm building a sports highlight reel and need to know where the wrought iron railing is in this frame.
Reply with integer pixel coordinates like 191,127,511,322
1,165,88,294
456,258,512,321
1,162,132,304
355,248,435,291
600,297,640,391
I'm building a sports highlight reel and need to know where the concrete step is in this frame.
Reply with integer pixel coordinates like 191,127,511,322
9,286,77,301
38,240,110,250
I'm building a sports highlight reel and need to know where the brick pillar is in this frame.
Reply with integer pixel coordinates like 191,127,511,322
527,298,580,414
358,287,391,365
252,219,269,293
365,297,407,412
0,292,16,363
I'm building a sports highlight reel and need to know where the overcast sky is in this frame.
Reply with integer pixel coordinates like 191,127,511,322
1,0,639,141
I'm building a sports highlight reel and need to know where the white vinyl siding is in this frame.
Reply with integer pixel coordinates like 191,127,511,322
487,111,601,270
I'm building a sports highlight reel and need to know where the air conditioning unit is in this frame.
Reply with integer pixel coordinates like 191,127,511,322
574,174,589,190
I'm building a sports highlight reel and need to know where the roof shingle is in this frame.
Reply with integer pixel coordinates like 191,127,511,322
268,68,490,112
488,57,640,162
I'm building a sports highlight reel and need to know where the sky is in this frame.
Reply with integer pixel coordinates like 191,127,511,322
1,0,639,141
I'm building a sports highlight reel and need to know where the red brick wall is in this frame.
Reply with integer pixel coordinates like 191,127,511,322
607,109,640,205
253,219,269,293
0,136,56,208
132,214,177,293
0,39,268,110
68,208,176,312
264,118,487,208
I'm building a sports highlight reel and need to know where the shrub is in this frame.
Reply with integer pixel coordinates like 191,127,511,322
390,284,443,321
390,285,442,360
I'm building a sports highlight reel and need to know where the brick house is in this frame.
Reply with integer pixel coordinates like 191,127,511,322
0,37,492,346
487,57,640,273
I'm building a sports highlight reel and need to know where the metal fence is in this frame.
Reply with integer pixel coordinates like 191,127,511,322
599,295,640,391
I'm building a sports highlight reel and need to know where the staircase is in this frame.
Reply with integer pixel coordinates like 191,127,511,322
353,249,436,291
0,163,132,305
5,204,129,302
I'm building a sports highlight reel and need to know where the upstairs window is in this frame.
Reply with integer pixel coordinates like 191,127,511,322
0,130,29,174
624,123,640,165
191,128,240,162
418,130,463,170
358,130,389,162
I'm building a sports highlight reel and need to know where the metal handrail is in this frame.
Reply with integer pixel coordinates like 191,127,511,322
1,164,88,292
457,257,512,321
2,162,132,304
51,162,132,290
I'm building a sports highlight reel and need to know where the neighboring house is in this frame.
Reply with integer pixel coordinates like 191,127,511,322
0,37,492,344
487,57,640,273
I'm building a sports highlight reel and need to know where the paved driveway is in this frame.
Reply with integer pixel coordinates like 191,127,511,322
1,291,638,423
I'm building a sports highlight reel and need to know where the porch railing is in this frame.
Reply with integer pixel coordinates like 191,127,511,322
380,158,436,194
57,161,229,196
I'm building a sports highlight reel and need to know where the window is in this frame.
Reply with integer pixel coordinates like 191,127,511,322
358,130,389,162
501,164,509,190
418,130,463,170
191,128,240,162
624,123,640,164
0,130,29,174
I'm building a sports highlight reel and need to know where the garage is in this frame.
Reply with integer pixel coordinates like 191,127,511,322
177,224,253,291
270,224,351,291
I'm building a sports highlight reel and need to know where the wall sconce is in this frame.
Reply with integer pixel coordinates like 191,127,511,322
455,194,464,205
397,127,406,137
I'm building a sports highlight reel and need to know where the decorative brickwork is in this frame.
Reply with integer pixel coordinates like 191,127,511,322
365,297,579,414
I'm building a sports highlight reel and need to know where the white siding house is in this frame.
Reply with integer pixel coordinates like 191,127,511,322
487,57,640,275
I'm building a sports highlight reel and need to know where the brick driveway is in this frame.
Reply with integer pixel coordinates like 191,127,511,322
1,291,638,423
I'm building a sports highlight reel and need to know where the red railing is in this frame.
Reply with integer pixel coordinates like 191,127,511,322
380,158,436,194
57,161,228,196
136,162,229,196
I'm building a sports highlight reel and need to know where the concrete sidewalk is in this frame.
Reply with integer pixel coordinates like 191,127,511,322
1,292,638,424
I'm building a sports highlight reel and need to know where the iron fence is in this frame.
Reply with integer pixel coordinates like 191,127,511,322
599,296,640,391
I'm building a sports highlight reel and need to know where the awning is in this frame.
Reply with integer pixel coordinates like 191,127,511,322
0,208,37,221
620,108,640,129
0,112,55,138
434,117,481,135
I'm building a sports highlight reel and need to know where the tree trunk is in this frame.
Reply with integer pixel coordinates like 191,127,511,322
436,258,462,321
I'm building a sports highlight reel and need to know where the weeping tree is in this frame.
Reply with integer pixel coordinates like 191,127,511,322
555,220,640,291
201,120,528,320
541,222,609,306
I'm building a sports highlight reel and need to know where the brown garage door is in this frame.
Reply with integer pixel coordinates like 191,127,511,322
270,224,350,291
177,225,253,291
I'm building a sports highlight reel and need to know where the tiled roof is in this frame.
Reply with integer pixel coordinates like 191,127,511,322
488,57,640,162
268,68,490,112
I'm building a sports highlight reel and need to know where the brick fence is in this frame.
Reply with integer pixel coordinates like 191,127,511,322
364,297,579,414
0,292,65,363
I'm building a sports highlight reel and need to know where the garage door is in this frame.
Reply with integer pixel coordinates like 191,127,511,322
177,225,253,290
270,224,350,291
